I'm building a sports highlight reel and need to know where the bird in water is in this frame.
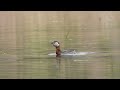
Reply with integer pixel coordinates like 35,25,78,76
51,41,76,57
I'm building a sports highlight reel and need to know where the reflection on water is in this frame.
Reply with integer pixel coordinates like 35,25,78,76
0,11,120,79
1,50,120,79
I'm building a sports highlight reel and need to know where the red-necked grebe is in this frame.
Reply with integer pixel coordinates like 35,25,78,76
51,41,61,57
51,41,76,57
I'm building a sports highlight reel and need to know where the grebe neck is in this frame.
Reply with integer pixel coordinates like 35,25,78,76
56,46,61,56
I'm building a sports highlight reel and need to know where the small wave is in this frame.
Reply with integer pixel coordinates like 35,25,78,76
48,52,95,56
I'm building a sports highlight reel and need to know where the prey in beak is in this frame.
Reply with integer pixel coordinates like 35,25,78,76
51,41,60,48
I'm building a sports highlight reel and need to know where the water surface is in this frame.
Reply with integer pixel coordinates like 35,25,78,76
0,11,120,79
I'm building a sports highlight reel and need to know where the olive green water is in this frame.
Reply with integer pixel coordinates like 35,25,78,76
0,11,120,79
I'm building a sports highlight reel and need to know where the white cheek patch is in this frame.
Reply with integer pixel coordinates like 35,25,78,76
54,42,60,47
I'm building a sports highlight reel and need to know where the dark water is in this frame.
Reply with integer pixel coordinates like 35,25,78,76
0,11,120,79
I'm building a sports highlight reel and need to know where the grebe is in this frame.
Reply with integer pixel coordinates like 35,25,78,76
51,41,76,57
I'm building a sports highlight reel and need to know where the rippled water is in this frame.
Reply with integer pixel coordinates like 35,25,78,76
0,11,120,79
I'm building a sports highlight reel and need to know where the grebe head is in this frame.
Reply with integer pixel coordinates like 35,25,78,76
51,41,60,48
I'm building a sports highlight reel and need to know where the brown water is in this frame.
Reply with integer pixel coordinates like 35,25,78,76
0,11,120,79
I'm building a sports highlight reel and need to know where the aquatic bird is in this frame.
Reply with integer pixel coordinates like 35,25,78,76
51,41,76,57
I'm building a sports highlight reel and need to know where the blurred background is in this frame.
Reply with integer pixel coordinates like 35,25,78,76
0,11,120,79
